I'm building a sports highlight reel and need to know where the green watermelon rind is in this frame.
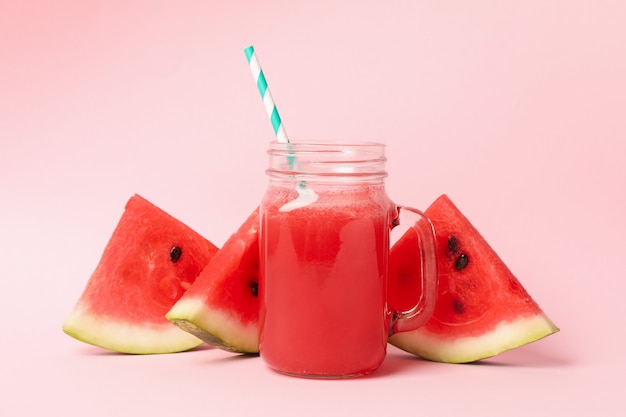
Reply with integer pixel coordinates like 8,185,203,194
63,303,203,354
165,297,259,354
389,312,559,363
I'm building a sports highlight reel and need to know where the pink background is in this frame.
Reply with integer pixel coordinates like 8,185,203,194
1,0,624,415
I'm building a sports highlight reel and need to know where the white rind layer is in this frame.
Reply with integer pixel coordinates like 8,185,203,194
63,304,203,354
389,313,559,363
165,297,259,353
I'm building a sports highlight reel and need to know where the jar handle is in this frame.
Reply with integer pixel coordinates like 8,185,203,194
389,206,438,336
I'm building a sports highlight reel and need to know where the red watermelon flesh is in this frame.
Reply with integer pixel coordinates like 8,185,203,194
63,194,219,354
166,208,260,354
388,194,559,363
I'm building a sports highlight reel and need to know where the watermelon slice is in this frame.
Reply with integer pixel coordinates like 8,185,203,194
388,194,559,363
63,194,219,354
166,208,260,354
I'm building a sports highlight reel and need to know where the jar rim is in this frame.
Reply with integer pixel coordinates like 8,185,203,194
266,140,387,180
269,140,385,149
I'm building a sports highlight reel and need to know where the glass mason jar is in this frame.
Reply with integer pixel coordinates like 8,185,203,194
258,141,437,378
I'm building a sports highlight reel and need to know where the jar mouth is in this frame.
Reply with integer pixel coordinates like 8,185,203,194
268,140,386,157
267,140,387,180
269,140,385,148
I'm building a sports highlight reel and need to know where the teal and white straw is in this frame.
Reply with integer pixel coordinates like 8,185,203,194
244,46,289,143
244,45,318,211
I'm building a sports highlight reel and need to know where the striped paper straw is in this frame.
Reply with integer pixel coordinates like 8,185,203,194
244,46,318,210
244,46,289,143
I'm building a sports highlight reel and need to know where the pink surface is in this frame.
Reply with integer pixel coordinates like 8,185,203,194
1,1,624,415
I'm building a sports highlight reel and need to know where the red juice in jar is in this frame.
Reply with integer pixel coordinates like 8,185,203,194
259,184,393,377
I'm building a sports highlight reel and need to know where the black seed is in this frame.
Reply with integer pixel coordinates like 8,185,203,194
448,236,459,253
170,246,182,263
249,281,258,297
453,299,465,314
392,217,400,228
455,254,469,270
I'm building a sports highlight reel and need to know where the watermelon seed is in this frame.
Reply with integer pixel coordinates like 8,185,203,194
455,254,469,270
170,246,182,263
448,236,459,253
453,300,465,314
249,281,258,297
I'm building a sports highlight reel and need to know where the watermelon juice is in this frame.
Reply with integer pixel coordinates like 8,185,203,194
259,141,438,378
260,184,394,377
